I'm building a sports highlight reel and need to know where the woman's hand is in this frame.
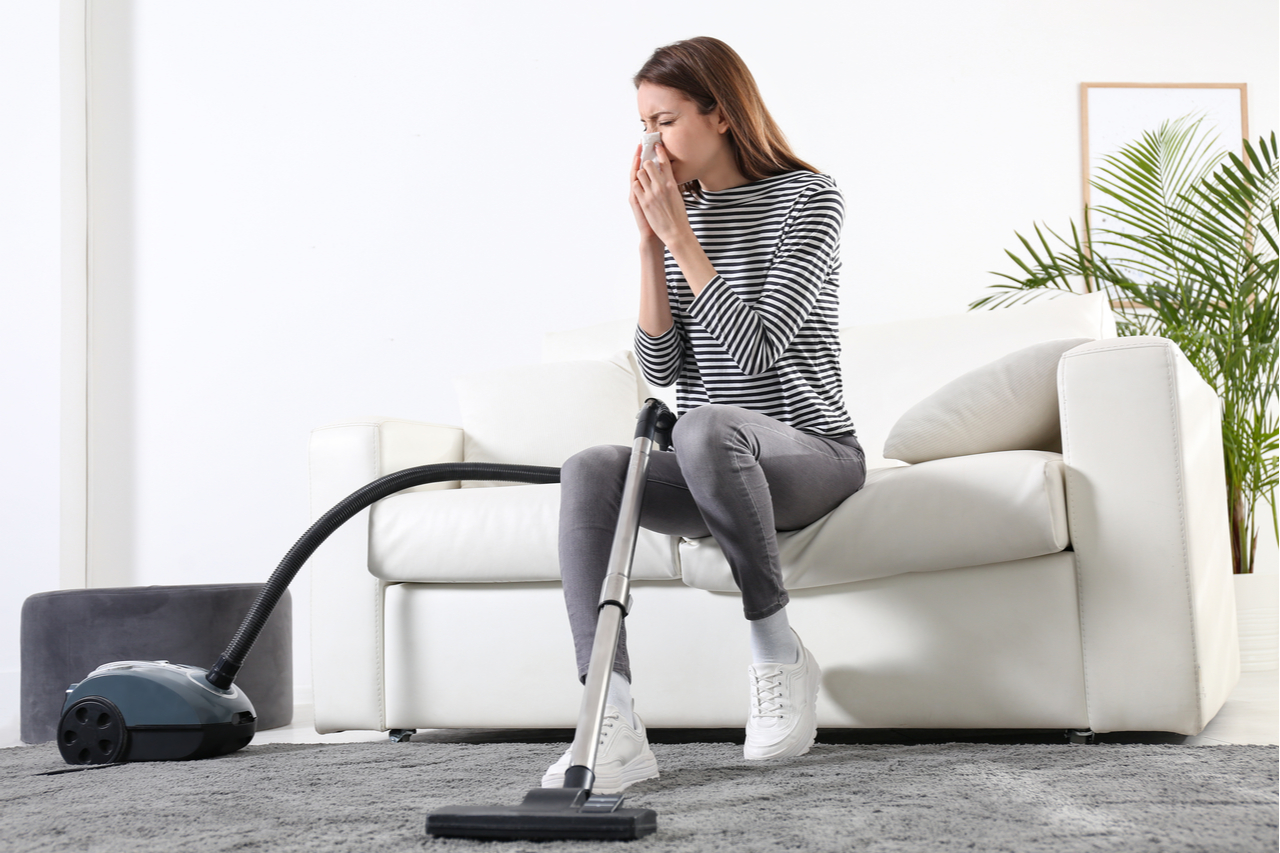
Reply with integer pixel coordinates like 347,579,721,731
628,145,660,245
632,142,692,248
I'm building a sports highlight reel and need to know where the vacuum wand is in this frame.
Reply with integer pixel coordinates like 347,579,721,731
425,398,674,841
564,404,670,788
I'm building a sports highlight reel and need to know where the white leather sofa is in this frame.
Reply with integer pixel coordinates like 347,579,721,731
308,291,1239,736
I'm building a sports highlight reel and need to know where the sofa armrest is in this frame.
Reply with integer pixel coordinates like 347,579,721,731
308,418,464,733
1059,337,1239,734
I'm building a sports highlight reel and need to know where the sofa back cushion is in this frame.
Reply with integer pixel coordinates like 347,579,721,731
541,292,1117,469
455,351,647,485
543,319,678,410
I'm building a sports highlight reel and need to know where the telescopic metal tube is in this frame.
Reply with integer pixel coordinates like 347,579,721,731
566,430,657,780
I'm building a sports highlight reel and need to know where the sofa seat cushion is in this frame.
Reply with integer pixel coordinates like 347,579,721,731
679,450,1070,592
368,483,680,583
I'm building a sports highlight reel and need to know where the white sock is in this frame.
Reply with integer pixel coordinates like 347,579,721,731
750,609,800,665
606,671,634,726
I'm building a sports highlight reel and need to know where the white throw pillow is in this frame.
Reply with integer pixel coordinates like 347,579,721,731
455,351,647,486
840,291,1115,470
883,338,1093,464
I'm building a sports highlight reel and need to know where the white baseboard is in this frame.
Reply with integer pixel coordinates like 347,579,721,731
0,669,21,749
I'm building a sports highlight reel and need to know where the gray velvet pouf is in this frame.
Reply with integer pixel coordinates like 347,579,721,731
20,583,292,743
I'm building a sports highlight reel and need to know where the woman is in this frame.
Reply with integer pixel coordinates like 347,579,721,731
544,36,866,792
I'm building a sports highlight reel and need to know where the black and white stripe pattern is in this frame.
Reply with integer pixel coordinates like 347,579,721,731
634,170,855,438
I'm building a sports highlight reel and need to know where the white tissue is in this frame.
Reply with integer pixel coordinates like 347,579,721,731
641,131,661,163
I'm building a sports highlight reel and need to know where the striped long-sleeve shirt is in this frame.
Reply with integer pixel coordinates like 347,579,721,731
634,170,855,438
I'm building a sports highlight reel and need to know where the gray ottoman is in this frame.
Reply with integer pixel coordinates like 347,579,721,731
21,583,292,744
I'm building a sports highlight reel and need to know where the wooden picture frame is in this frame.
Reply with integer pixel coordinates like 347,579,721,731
1081,82,1248,213
1079,83,1248,301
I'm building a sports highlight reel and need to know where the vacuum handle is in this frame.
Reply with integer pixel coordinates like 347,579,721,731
636,397,676,451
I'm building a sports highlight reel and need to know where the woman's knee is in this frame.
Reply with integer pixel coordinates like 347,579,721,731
561,444,630,487
672,404,746,454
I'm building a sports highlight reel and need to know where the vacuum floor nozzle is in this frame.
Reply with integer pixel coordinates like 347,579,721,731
426,788,657,841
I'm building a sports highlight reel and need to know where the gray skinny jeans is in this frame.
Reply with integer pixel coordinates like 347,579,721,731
559,404,867,683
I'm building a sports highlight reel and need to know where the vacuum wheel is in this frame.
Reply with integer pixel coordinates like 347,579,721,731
58,697,129,765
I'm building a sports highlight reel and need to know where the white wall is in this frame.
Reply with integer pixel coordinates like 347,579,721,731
3,0,1276,744
0,1,67,746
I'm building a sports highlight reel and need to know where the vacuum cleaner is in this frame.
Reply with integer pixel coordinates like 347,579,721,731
57,457,564,765
56,398,673,841
425,397,673,841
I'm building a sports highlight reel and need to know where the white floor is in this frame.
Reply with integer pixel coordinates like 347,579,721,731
1187,667,1278,745
257,576,1279,748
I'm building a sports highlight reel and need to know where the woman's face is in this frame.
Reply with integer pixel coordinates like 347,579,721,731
637,81,730,187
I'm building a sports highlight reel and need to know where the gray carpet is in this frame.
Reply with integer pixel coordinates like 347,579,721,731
2,740,1275,852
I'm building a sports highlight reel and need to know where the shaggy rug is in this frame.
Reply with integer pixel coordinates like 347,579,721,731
1,740,1275,852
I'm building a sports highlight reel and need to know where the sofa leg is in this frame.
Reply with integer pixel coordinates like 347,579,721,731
389,729,416,743
1066,728,1096,744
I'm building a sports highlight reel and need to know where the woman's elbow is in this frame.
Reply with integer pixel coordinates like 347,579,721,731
644,364,681,387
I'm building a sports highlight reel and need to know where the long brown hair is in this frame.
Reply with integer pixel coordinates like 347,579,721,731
633,36,818,197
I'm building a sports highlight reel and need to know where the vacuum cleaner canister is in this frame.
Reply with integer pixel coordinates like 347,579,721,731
58,660,256,764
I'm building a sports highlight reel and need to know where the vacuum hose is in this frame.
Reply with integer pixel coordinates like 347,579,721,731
206,462,561,689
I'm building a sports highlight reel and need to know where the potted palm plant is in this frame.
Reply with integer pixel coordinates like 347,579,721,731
971,116,1277,574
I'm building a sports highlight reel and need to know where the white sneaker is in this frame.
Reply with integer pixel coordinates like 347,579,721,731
744,632,821,760
541,705,659,793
